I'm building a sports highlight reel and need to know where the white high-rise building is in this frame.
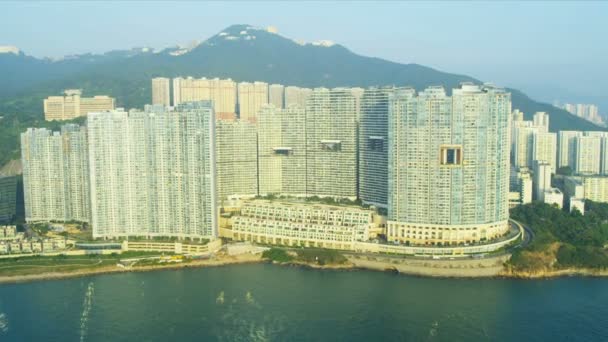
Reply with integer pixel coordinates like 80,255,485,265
61,125,90,222
512,109,524,122
512,124,538,169
533,111,549,132
558,131,583,169
520,172,533,205
21,125,89,222
574,135,601,175
238,81,269,122
387,84,511,246
268,84,285,109
284,86,312,108
151,77,171,106
172,77,237,114
215,119,259,202
582,176,608,203
533,161,552,201
257,104,307,196
584,132,608,175
532,132,557,173
305,88,358,199
359,87,414,208
87,103,217,239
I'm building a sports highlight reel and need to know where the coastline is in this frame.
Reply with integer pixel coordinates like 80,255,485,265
0,253,263,285
1,253,607,285
500,267,608,279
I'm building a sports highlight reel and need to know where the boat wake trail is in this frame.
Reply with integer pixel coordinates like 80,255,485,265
0,312,8,333
79,282,95,342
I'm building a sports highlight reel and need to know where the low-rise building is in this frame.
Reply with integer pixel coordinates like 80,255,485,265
31,241,42,252
53,239,66,250
9,242,21,253
387,221,508,246
0,243,8,254
569,198,585,215
42,240,55,252
565,177,585,198
120,239,222,255
519,172,533,205
21,242,32,253
0,225,17,240
230,199,374,250
544,188,564,209
509,191,522,208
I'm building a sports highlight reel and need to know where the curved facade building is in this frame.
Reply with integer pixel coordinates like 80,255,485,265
387,84,511,246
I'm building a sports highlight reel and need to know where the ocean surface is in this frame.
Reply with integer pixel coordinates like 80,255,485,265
0,264,607,341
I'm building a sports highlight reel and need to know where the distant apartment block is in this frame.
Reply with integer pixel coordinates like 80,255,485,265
173,77,237,114
257,104,307,196
359,87,413,208
512,123,538,170
559,102,603,126
284,86,312,108
237,81,269,122
533,111,550,132
151,77,171,106
558,131,583,169
43,89,115,121
215,119,259,202
574,135,601,175
581,177,608,203
21,125,89,222
87,103,217,239
268,84,285,109
532,132,557,173
305,88,358,199
533,161,552,201
511,111,556,172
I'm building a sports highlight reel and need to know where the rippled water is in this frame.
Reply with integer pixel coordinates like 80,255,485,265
0,264,607,341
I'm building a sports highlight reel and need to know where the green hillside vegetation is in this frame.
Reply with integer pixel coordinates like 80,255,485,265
0,24,602,167
509,202,608,272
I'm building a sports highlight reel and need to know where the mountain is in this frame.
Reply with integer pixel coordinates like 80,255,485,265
0,24,603,166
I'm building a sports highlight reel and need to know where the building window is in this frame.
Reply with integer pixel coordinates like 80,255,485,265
367,136,384,151
440,146,462,165
320,140,342,152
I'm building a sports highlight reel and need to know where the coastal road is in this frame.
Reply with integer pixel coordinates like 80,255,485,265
509,219,533,250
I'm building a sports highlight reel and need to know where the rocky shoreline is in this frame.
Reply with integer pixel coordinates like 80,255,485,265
500,267,608,279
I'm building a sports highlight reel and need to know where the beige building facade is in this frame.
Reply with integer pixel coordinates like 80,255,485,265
173,77,237,114
44,89,115,121
231,199,374,250
237,81,269,122
151,77,171,106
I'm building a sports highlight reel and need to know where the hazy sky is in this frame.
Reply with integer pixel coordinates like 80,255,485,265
1,1,607,109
